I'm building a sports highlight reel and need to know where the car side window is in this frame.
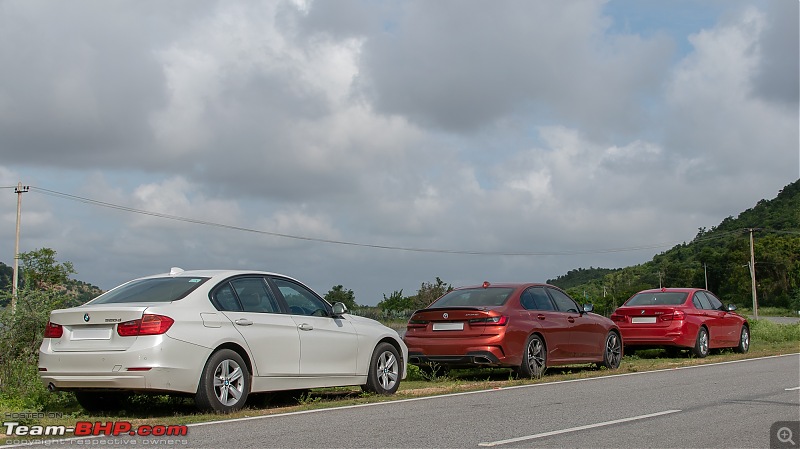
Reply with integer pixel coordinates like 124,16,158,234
702,291,724,310
272,278,330,317
694,292,713,310
547,288,580,313
229,277,280,313
211,284,243,312
521,287,555,311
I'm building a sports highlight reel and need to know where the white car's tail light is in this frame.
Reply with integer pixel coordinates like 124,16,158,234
44,321,63,338
117,314,174,336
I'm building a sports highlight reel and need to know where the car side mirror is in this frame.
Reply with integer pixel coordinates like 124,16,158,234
726,304,737,312
332,302,348,317
582,304,594,314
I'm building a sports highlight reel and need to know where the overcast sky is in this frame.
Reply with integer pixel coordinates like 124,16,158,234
0,0,797,305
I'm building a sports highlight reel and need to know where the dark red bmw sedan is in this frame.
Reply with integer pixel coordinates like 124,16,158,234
403,282,622,378
610,287,750,357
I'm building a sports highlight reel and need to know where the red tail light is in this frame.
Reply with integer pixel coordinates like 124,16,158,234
44,321,63,338
469,316,508,326
407,319,429,329
610,314,626,323
660,310,685,321
117,314,174,336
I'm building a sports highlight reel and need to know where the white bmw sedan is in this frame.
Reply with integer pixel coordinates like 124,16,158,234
39,268,407,413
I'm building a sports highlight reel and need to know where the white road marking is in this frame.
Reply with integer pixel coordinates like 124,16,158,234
786,386,800,391
477,409,682,447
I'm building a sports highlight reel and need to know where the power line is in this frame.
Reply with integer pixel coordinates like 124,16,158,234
23,186,791,257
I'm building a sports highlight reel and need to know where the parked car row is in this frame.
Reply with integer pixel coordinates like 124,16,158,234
38,270,748,414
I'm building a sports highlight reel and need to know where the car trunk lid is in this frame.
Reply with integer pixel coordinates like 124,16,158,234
46,305,149,352
613,306,682,327
406,307,506,337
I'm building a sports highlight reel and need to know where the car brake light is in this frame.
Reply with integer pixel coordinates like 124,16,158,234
469,316,508,326
117,314,174,336
660,310,685,321
44,321,63,338
407,319,429,329
610,314,626,323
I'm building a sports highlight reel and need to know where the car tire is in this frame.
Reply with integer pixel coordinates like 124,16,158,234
195,349,250,413
599,331,622,369
517,334,546,379
734,325,750,353
74,391,130,412
362,342,401,395
692,327,709,358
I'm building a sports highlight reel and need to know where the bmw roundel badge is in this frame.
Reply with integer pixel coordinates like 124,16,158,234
443,313,449,319
84,313,90,322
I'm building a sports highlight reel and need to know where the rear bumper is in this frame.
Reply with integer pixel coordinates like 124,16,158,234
38,335,210,394
408,351,502,367
619,323,697,348
404,333,518,367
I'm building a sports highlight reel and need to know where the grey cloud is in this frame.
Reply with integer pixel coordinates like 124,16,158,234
356,0,673,138
751,0,799,108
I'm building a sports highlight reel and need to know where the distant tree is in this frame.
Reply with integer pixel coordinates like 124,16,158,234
324,285,358,309
377,289,410,312
408,277,452,310
19,248,75,290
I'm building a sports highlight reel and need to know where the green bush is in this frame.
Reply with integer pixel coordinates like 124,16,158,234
0,288,77,413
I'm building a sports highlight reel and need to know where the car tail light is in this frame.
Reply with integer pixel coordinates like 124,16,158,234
407,319,429,329
468,316,508,326
660,310,685,321
117,314,174,336
610,314,626,323
44,321,63,338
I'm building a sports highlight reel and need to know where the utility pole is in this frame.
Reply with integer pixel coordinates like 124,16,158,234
748,228,758,320
703,263,708,290
12,182,29,312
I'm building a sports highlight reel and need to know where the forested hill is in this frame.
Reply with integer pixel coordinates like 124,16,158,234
550,179,800,314
0,261,102,306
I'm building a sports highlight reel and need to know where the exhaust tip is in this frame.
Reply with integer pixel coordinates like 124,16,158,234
47,383,57,392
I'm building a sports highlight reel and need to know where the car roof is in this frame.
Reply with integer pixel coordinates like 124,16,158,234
636,287,701,294
136,268,298,282
454,282,555,290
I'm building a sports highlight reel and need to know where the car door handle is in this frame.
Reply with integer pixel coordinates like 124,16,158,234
537,314,546,320
567,317,575,323
298,323,314,331
234,318,253,326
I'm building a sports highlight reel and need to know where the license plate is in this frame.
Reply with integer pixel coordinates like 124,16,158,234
631,316,657,324
432,322,464,331
71,327,113,340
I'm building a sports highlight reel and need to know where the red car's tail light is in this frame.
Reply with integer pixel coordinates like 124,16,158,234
117,314,174,336
610,314,626,323
468,316,508,326
660,310,685,321
407,319,429,329
44,321,63,338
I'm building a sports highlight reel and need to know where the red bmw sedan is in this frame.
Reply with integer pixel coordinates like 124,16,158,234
610,288,750,357
403,282,622,378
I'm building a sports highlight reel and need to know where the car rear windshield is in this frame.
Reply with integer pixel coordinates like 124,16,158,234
625,292,688,306
429,287,515,308
90,277,210,304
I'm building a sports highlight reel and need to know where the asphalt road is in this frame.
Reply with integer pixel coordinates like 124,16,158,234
12,354,800,448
